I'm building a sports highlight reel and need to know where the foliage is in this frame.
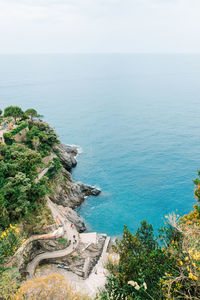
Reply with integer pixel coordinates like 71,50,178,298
14,273,91,300
23,199,54,235
26,122,59,157
0,268,21,300
0,108,2,116
3,132,14,145
32,136,40,151
4,106,24,121
0,225,22,299
0,224,22,268
100,221,177,300
25,108,38,120
46,157,62,179
10,121,27,136
136,220,157,251
58,237,68,244
3,121,28,145
159,211,200,299
53,147,60,157
0,144,48,228
0,108,59,230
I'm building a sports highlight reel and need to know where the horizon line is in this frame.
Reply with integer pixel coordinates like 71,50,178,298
0,52,200,55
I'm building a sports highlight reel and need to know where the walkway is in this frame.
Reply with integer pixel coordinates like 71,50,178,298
26,198,79,278
35,153,57,183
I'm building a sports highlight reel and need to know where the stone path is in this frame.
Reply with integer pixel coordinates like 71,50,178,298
26,198,79,278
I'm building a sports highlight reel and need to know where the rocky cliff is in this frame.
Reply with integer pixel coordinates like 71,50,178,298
50,143,100,231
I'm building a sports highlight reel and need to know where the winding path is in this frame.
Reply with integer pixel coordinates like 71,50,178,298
26,198,79,278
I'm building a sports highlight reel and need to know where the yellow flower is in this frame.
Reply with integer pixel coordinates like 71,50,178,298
192,262,197,268
10,224,15,230
188,272,198,281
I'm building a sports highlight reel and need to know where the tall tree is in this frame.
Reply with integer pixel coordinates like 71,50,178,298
4,106,24,121
25,108,38,120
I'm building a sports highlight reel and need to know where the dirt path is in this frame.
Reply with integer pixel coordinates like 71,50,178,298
26,198,79,278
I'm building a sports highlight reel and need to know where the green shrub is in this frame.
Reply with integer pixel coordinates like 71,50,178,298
100,222,177,300
26,122,59,157
3,132,14,145
0,144,47,229
0,224,22,268
46,158,62,179
0,268,20,299
10,121,27,136
58,238,68,244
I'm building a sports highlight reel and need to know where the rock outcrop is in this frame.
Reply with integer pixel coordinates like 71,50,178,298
78,183,101,197
49,168,100,209
54,144,78,171
64,207,86,233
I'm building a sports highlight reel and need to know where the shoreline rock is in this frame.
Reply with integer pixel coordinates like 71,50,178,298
54,144,78,171
49,145,101,220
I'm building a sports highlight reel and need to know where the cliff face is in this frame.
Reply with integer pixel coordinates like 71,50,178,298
54,144,78,171
49,168,100,209
49,143,100,232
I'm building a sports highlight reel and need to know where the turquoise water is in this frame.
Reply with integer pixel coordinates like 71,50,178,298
1,54,200,236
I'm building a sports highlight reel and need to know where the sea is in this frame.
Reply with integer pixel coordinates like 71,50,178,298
0,54,200,237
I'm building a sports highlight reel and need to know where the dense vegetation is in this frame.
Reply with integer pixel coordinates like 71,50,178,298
0,107,59,230
26,121,59,157
4,106,24,121
0,106,60,297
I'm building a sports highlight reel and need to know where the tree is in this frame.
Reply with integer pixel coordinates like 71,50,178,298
136,220,157,251
0,109,2,116
25,108,38,120
4,106,24,121
101,223,177,300
0,144,45,228
26,123,58,157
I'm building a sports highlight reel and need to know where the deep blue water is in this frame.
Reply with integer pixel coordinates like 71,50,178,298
0,54,200,236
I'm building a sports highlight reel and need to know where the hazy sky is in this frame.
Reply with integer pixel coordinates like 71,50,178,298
0,0,200,53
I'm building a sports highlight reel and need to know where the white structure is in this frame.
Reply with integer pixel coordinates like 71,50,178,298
80,232,97,244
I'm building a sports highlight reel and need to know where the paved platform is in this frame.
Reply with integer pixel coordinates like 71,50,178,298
80,232,97,244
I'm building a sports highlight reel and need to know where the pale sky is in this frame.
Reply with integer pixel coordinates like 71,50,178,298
0,0,200,53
